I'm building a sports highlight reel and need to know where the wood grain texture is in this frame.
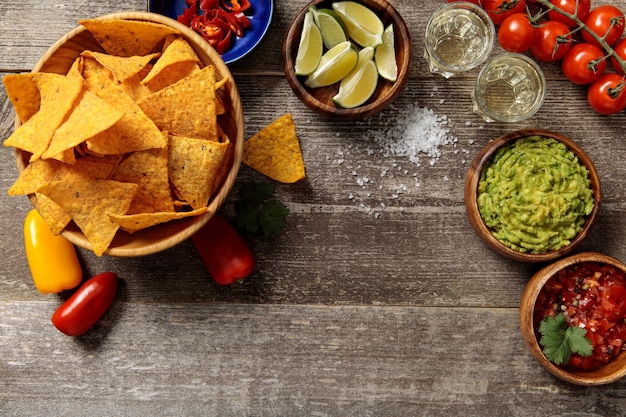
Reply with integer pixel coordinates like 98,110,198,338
2,0,626,415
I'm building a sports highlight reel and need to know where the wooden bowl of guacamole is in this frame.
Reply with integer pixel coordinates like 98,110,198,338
464,129,601,263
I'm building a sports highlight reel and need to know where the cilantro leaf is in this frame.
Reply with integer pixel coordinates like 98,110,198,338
235,183,290,237
538,313,593,365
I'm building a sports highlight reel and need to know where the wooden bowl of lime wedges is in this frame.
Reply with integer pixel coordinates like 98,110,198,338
283,0,411,119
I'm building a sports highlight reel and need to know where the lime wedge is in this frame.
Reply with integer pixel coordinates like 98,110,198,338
294,11,323,76
310,7,348,50
331,1,384,48
304,40,358,89
375,24,398,82
333,47,378,108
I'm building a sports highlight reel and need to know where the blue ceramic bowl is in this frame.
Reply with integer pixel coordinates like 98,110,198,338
148,0,274,64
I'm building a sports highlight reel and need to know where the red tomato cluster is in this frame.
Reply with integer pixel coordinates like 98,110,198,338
448,0,626,115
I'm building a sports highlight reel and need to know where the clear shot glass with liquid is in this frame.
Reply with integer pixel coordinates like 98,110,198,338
424,2,495,78
472,53,546,123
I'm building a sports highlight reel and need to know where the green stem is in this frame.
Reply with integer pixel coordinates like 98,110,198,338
535,0,626,74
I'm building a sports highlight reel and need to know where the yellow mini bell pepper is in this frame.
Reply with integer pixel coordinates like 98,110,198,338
24,209,82,294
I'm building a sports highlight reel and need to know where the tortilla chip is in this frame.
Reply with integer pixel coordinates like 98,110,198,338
110,145,175,214
82,57,166,154
81,50,160,83
42,89,124,160
8,156,116,196
168,134,230,210
138,65,218,140
242,114,306,183
37,179,138,256
79,18,180,57
35,193,72,235
2,73,41,123
4,73,83,161
142,35,201,90
108,207,208,233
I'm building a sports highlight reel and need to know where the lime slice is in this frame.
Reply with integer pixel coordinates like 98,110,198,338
375,24,398,82
294,11,323,76
331,1,384,48
333,47,378,108
304,40,358,88
310,7,347,50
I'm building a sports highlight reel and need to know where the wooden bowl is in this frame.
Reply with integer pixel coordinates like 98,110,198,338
464,129,601,263
282,0,411,119
14,11,244,257
519,252,626,385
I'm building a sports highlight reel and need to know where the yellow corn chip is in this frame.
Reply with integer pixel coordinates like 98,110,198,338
110,145,175,214
242,114,306,183
42,89,124,160
4,73,83,161
82,57,166,154
37,179,138,256
142,35,201,90
81,50,160,83
108,207,208,233
138,65,218,140
79,19,180,57
35,193,72,235
2,73,41,123
168,134,230,210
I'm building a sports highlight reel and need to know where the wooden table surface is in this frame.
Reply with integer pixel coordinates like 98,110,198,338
2,0,626,415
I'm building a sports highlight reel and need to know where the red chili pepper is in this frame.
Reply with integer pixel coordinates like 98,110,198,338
191,213,255,285
51,272,118,337
221,0,251,13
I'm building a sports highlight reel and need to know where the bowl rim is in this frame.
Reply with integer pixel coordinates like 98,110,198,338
282,0,411,119
464,128,601,262
519,251,626,385
14,11,244,257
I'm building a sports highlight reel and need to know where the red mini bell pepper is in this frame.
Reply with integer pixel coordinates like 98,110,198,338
51,272,118,336
191,213,255,285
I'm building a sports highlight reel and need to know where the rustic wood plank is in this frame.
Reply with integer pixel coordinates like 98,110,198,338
2,302,625,417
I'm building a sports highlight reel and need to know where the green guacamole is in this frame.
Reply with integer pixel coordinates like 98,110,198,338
477,136,595,254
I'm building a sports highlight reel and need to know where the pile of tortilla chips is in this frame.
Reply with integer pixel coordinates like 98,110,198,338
4,18,233,256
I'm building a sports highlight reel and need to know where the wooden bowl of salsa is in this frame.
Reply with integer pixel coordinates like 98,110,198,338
464,129,601,263
520,252,626,385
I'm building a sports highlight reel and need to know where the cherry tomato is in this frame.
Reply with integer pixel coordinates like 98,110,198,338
530,20,573,62
483,0,527,25
582,5,625,47
587,73,626,115
497,13,537,53
561,43,607,85
51,272,118,337
611,38,626,74
548,0,591,28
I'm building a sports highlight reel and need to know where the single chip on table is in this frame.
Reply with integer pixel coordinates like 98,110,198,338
137,65,219,141
3,73,83,162
37,179,139,256
242,114,306,183
81,50,160,84
168,134,230,210
108,207,208,234
110,145,175,214
79,18,180,57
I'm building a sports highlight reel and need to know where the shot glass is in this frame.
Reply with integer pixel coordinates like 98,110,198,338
424,2,495,78
472,53,546,123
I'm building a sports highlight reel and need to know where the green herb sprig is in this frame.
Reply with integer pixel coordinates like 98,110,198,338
538,313,594,365
235,183,290,237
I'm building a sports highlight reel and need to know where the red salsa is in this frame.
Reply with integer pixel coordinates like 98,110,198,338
534,261,626,370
